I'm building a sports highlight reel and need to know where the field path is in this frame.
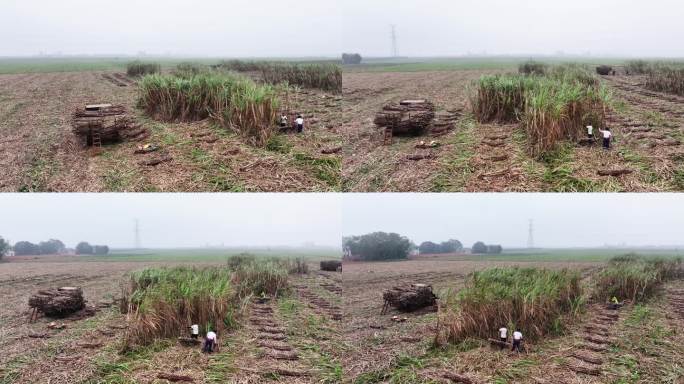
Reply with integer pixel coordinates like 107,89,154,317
563,305,622,379
222,272,342,383
236,299,312,381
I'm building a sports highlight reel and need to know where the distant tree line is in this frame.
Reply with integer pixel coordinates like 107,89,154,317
471,241,503,254
418,239,463,255
0,236,9,261
0,237,110,257
13,239,66,256
76,242,109,255
344,232,505,261
342,53,362,65
343,232,412,261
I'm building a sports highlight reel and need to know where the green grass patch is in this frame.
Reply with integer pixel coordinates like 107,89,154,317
292,151,340,188
607,301,684,382
643,110,666,126
612,99,630,114
493,359,538,383
541,143,599,192
618,147,661,186
89,341,172,384
430,116,477,191
186,147,244,192
354,355,430,384
266,135,293,154
100,160,141,192
318,352,343,384
0,356,30,384
206,338,239,383
277,297,303,317
673,168,684,191
625,304,652,326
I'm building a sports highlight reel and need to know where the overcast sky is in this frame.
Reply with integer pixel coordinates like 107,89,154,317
0,0,342,57
342,0,684,57
343,194,684,248
0,194,341,248
2,1,682,58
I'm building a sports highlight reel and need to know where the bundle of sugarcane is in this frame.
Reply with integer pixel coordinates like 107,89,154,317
429,115,456,136
29,287,86,317
383,283,437,312
73,104,126,118
320,260,342,272
71,105,148,144
596,65,613,75
374,100,436,135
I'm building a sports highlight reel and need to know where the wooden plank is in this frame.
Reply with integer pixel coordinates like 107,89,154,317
85,104,113,111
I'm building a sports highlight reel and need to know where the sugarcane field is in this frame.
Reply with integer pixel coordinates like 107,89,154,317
0,251,344,383
340,194,684,383
0,195,344,383
342,59,684,192
4,1,684,383
0,58,342,192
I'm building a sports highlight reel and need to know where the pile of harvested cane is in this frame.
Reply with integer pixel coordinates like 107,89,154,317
374,100,436,136
29,287,86,317
382,283,437,313
596,65,614,76
320,260,342,272
71,104,148,146
429,110,461,136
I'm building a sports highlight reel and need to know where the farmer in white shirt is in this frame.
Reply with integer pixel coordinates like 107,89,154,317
203,330,217,353
598,127,612,150
295,115,304,133
279,114,289,128
190,324,199,339
498,327,508,350
587,125,594,139
511,330,523,353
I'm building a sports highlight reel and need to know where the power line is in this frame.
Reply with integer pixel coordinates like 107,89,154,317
527,219,534,249
134,219,141,249
390,24,398,57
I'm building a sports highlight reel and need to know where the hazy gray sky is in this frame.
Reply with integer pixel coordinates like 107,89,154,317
0,0,342,57
0,194,341,248
343,194,684,248
3,1,682,58
342,0,684,57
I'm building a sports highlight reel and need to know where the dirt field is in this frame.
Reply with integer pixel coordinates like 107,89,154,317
0,71,341,192
0,256,342,383
341,258,684,383
342,69,684,192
